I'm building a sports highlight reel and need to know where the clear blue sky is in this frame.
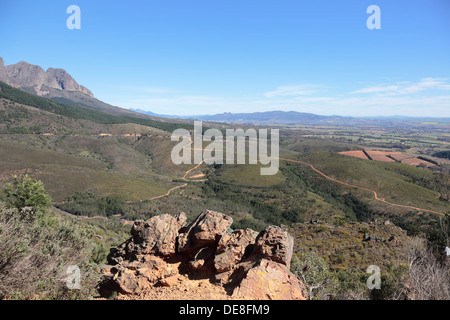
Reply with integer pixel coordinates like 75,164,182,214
1,0,449,117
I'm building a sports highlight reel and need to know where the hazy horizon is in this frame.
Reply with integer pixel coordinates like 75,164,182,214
127,108,450,119
1,0,449,117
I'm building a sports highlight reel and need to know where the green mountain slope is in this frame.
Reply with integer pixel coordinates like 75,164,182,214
0,81,192,133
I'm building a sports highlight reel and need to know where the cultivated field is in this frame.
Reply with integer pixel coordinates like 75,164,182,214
339,150,436,167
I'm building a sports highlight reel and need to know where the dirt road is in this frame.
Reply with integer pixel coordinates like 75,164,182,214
149,141,444,216
278,157,444,216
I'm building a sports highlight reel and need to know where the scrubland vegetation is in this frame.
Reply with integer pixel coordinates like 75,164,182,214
0,176,129,299
0,84,449,299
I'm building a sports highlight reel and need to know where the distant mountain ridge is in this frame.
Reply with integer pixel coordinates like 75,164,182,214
0,57,161,119
129,109,343,123
130,109,361,125
0,57,93,97
128,108,181,119
130,109,450,126
3,57,448,126
191,110,343,124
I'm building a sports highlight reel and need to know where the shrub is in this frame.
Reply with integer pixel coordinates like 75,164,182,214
0,205,98,299
291,252,331,299
3,175,51,219
282,208,305,223
331,270,367,300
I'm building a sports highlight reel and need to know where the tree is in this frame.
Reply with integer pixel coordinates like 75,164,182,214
3,174,52,217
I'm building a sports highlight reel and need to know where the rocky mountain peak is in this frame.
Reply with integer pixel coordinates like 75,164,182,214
45,67,93,96
0,57,93,98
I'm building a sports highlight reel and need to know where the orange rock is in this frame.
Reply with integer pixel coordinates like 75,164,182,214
130,214,180,256
232,259,307,300
160,274,179,287
214,228,258,273
98,210,308,301
178,210,233,253
254,225,294,268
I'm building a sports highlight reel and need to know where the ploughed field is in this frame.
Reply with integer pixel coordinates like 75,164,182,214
339,150,436,167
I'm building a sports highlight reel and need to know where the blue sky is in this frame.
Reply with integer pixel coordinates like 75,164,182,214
1,0,449,117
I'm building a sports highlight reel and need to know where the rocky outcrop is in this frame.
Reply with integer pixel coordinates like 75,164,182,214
130,214,182,255
97,210,307,300
107,213,187,265
214,228,258,273
253,225,294,268
0,58,93,97
178,210,233,254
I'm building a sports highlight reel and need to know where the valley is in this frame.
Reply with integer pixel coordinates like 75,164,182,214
1,0,450,303
0,64,449,301
1,79,448,228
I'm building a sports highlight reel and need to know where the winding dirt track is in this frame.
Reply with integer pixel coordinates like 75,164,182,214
278,157,444,216
148,143,444,216
183,160,205,179
148,183,188,201
148,163,205,201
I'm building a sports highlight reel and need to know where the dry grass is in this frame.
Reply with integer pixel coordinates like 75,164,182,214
406,238,450,300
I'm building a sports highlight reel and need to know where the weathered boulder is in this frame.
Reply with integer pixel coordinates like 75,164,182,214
178,210,233,253
130,214,179,256
99,255,169,296
108,214,184,265
113,268,149,295
232,258,307,300
214,228,258,273
253,225,294,268
108,237,145,265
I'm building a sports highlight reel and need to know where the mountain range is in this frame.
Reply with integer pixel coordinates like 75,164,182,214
131,109,450,126
1,57,449,126
187,110,347,124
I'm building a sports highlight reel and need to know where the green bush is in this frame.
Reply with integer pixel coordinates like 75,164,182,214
291,252,331,299
3,175,51,218
0,202,130,300
232,218,267,232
